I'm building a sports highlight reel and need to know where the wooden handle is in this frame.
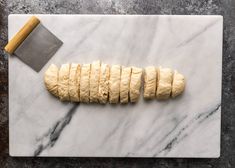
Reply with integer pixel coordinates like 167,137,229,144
4,16,40,54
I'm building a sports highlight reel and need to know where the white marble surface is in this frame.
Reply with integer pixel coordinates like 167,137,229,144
9,15,222,157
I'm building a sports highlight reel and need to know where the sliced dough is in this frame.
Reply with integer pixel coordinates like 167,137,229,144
98,63,110,104
130,67,143,103
120,67,132,103
144,66,157,99
90,60,101,103
58,63,70,101
156,67,173,100
171,70,185,98
44,64,59,97
80,64,91,103
68,63,80,102
109,65,121,103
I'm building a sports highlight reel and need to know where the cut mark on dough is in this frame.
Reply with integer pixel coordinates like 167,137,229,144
68,64,71,101
77,66,81,100
128,68,132,103
55,66,59,96
170,70,175,97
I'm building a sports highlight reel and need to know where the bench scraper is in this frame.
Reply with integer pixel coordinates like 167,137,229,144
4,16,63,72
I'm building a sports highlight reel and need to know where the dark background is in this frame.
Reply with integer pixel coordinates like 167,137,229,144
0,0,235,167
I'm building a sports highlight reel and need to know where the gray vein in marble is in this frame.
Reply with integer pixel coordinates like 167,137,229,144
64,18,102,57
125,17,159,63
177,19,221,48
34,104,78,156
96,115,131,151
154,104,221,156
135,115,187,152
116,119,133,154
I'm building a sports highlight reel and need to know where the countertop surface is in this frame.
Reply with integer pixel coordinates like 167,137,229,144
0,0,235,167
9,15,222,158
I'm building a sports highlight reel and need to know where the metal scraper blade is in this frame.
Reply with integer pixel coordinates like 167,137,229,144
14,24,63,72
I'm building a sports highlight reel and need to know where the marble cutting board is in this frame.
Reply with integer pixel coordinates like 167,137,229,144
9,14,222,157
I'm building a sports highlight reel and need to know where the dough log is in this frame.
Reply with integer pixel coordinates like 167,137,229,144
130,67,143,103
171,70,185,98
120,67,132,103
156,67,173,100
80,64,91,103
90,60,101,103
58,64,70,101
68,63,80,102
98,63,110,104
109,65,121,103
144,66,157,99
44,61,186,104
44,64,59,97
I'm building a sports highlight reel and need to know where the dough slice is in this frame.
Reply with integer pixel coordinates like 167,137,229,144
44,64,59,97
120,67,132,103
144,66,157,99
90,60,101,103
171,70,185,98
156,67,173,100
80,64,91,103
58,63,70,101
68,63,80,102
109,65,121,103
130,67,143,103
98,63,110,104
